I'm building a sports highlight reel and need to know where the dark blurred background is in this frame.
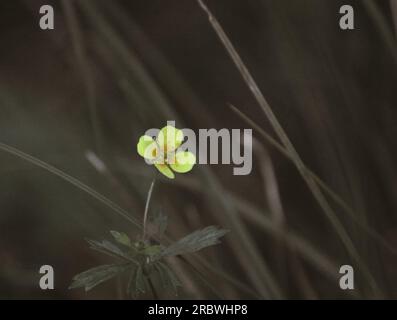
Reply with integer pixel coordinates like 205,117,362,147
0,0,397,299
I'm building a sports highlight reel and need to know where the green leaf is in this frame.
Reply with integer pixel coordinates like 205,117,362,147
86,239,137,263
69,264,128,291
126,266,137,297
110,230,132,247
161,226,229,257
142,244,163,257
126,265,148,297
87,239,123,256
135,266,147,294
153,263,167,289
155,261,181,295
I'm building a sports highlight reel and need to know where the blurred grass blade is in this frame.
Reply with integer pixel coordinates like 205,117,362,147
0,141,140,228
230,104,397,256
62,0,103,154
197,0,381,296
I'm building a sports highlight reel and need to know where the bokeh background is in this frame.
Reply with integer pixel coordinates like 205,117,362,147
1,0,397,299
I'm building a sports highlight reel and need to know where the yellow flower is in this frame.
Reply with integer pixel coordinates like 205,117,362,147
137,125,196,179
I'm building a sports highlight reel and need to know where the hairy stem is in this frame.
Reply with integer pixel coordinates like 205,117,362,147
143,178,156,240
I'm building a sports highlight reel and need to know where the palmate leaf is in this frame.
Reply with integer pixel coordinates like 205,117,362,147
71,226,228,296
87,239,123,256
126,267,136,297
135,266,147,294
126,265,147,297
154,261,181,295
86,239,137,263
160,226,229,258
69,264,129,292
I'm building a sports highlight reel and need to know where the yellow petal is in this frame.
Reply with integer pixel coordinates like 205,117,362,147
137,136,155,157
137,136,163,162
157,125,184,153
155,163,175,179
170,151,196,173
